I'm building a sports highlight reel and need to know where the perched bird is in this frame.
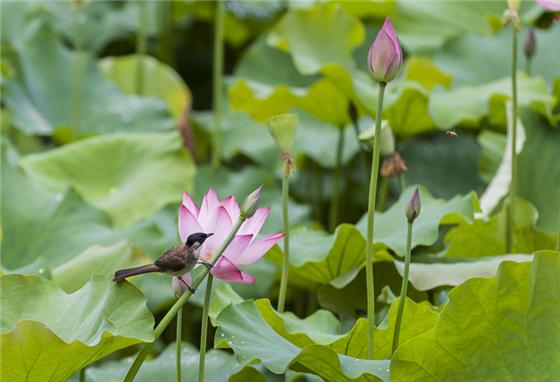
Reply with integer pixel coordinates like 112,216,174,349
113,232,213,293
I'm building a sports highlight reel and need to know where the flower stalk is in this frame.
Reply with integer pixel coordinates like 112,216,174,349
124,211,250,381
277,164,291,313
392,188,420,353
329,125,345,232
211,0,225,168
175,307,182,382
198,275,214,382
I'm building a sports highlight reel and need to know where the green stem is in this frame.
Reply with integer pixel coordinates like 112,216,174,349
79,368,85,382
277,168,291,313
392,221,413,354
556,209,560,251
378,175,389,212
329,126,345,232
135,0,147,95
124,217,246,381
399,173,406,194
506,27,518,253
198,275,214,382
176,307,182,382
526,58,532,76
365,82,386,359
71,51,84,134
211,0,225,168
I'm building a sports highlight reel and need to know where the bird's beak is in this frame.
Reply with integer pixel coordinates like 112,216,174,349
206,233,214,238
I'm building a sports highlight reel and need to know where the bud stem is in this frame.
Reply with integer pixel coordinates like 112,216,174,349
392,221,413,354
329,125,346,232
211,0,224,169
176,307,182,382
366,81,387,359
123,214,247,381
277,168,291,313
506,26,518,253
198,275,214,382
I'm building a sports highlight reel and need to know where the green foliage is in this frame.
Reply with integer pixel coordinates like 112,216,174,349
0,275,154,382
392,251,560,381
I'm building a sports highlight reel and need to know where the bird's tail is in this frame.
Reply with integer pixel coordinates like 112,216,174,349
113,264,161,282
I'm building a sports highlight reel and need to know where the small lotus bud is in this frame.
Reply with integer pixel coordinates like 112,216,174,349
172,273,193,298
240,186,262,218
524,29,536,59
507,0,520,12
266,114,298,153
405,187,421,223
367,17,403,83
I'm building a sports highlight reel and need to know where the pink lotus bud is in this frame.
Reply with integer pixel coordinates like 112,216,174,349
367,17,403,83
405,187,421,223
536,0,560,11
240,186,262,218
524,29,536,59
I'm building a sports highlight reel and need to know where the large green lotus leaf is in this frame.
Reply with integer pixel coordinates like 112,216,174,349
356,186,477,258
51,241,149,293
0,275,154,382
391,251,560,381
99,54,191,120
429,73,555,129
268,3,364,76
394,254,533,291
400,132,486,199
215,299,390,381
435,27,560,87
444,198,556,259
3,20,173,136
20,132,195,228
517,110,560,233
81,342,264,382
478,130,507,183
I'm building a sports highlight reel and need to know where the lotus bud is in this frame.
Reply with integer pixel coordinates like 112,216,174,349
405,187,421,223
367,17,403,83
172,274,192,298
524,29,536,59
240,186,262,218
266,114,298,153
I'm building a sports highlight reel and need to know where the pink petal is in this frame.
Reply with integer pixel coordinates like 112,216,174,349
221,195,240,222
238,207,270,238
368,17,402,82
198,188,221,231
212,256,256,284
537,0,560,10
234,233,284,265
182,191,200,217
172,273,193,297
199,206,233,260
222,234,253,264
178,205,204,243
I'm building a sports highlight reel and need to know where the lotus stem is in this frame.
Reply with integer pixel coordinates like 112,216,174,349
277,167,291,313
378,175,390,211
506,26,518,253
329,125,345,232
79,368,85,382
366,81,386,359
556,209,560,251
211,0,225,168
198,275,214,382
392,221,413,353
124,216,246,381
176,307,182,382
135,0,147,95
399,173,406,193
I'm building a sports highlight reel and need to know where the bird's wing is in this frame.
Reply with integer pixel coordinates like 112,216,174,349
154,246,186,272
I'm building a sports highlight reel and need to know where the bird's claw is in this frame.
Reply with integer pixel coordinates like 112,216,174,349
197,261,213,270
178,277,196,294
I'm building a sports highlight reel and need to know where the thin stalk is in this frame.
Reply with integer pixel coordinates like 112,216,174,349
124,217,246,381
175,307,182,382
135,0,147,95
556,209,560,251
377,175,390,211
79,368,85,382
399,173,406,194
198,275,214,382
392,221,413,353
365,82,386,359
526,58,532,76
506,27,518,253
329,126,345,232
277,168,290,312
211,0,225,168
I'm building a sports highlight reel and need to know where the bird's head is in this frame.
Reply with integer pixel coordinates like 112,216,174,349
185,232,213,250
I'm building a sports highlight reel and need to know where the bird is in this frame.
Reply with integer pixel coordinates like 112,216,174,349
113,232,213,293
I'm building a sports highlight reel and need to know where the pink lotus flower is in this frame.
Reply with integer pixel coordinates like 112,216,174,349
536,0,560,11
176,188,283,284
367,17,403,83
